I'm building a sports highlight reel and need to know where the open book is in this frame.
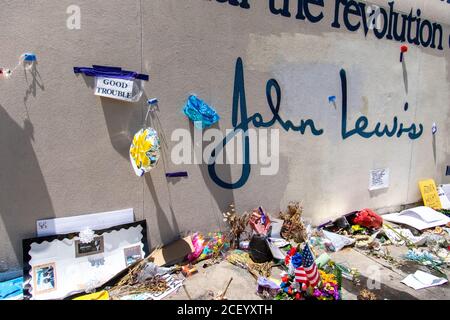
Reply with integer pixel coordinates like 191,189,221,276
382,206,450,231
402,270,448,290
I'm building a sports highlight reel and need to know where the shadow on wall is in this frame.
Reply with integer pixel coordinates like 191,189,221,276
145,174,180,246
77,75,183,248
144,107,183,246
189,121,235,223
23,62,45,106
99,86,184,248
77,75,143,159
445,47,450,182
0,105,54,269
100,95,143,160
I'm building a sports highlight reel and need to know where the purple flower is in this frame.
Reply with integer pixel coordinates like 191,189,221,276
313,289,322,298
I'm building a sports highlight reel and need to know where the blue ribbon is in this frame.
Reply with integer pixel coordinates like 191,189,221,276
166,172,189,178
74,65,149,81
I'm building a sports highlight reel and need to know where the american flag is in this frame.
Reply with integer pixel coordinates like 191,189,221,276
301,243,320,287
295,266,308,284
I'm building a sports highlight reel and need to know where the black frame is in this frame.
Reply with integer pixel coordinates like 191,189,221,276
22,220,149,300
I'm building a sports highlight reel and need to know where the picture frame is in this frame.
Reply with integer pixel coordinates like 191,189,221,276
33,262,57,294
123,245,143,267
23,220,148,300
75,236,104,258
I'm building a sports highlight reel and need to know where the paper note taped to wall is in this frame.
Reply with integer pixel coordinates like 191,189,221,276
95,77,134,102
419,179,442,210
369,168,389,191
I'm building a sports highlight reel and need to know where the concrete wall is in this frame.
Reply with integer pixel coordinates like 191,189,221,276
1,0,449,274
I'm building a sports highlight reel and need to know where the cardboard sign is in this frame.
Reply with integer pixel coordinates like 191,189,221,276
95,77,134,102
419,179,442,210
148,236,194,267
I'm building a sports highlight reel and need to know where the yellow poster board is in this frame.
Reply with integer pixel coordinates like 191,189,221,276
73,290,109,300
419,179,442,210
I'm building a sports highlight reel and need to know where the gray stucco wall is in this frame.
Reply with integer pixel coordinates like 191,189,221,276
1,0,449,274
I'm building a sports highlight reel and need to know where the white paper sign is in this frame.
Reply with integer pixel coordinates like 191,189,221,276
37,208,134,237
438,185,450,209
95,77,134,102
369,168,389,191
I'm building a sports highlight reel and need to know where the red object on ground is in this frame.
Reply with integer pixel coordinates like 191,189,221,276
353,208,383,229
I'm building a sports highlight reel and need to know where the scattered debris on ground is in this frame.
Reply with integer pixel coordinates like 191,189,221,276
3,182,450,301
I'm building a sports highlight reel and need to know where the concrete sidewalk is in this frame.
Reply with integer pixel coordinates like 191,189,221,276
169,246,449,300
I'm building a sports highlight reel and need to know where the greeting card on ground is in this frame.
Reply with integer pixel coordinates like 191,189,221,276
23,220,149,300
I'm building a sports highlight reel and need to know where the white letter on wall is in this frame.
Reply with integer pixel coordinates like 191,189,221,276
66,5,81,30
171,129,192,165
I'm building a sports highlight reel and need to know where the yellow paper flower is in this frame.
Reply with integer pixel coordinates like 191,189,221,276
130,129,153,169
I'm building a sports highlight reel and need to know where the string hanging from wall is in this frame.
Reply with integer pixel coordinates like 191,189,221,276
0,53,37,79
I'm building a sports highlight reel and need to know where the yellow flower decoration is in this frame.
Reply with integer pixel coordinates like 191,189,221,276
352,225,364,232
130,129,153,169
319,270,337,285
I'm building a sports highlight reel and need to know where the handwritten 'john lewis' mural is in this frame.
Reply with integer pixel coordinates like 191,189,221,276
203,0,446,193
208,58,424,189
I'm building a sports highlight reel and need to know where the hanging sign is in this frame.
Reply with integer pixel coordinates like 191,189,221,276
95,77,134,102
74,65,149,103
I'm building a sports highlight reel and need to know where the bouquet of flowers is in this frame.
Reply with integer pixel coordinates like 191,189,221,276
275,246,342,301
276,270,341,301
312,271,340,300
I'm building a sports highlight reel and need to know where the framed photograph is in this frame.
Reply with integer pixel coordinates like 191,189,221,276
75,236,104,258
33,263,57,294
23,220,148,300
123,245,143,267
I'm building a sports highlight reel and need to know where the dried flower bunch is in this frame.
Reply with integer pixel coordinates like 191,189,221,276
223,204,251,248
279,201,308,244
358,289,378,300
109,259,169,299
226,250,274,279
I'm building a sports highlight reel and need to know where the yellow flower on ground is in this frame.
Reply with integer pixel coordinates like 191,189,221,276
319,270,338,285
130,129,153,169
